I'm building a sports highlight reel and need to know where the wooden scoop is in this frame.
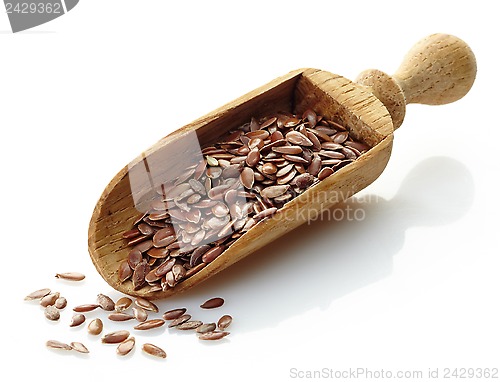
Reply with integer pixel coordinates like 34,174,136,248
88,33,476,299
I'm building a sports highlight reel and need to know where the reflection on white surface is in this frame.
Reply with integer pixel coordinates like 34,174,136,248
171,156,474,332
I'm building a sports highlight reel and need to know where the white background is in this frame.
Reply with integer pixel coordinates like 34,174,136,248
1,1,499,381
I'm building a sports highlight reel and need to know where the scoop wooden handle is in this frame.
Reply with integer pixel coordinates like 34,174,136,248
356,33,477,129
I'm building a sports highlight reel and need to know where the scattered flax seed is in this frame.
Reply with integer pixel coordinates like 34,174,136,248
196,323,216,334
69,314,86,327
108,312,134,321
217,315,232,330
44,305,60,321
162,308,187,320
24,288,51,301
115,297,132,312
73,304,100,312
142,343,166,359
116,337,135,356
133,319,165,330
55,297,67,309
97,294,115,311
87,318,103,335
101,330,130,344
55,272,85,281
27,248,240,357
70,342,89,354
168,314,191,328
176,320,203,331
200,297,224,309
132,306,148,322
198,331,230,341
134,297,159,313
40,292,60,307
46,340,72,350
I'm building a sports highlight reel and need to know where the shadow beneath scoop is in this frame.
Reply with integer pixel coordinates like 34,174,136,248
161,156,475,332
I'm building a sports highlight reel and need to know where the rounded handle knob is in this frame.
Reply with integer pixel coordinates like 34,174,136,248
357,33,477,129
